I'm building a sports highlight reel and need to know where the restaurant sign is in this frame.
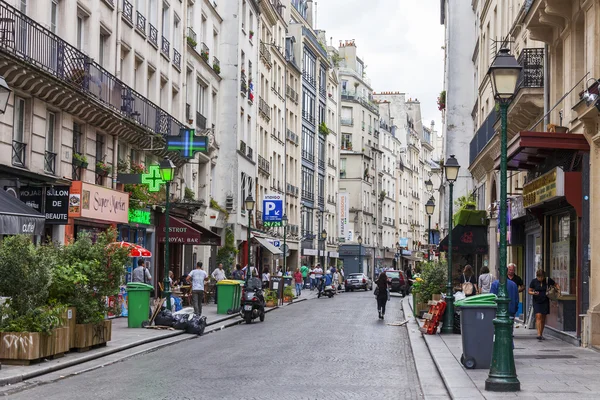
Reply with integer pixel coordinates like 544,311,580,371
523,168,564,208
68,182,129,224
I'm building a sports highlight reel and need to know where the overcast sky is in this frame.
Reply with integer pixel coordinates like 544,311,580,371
315,0,445,133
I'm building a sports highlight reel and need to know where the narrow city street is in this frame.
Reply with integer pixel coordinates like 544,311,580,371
7,292,422,400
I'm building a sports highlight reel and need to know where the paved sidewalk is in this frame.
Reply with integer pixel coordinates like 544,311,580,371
406,296,600,399
0,292,316,388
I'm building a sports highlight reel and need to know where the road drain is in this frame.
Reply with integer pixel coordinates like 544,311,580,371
515,354,576,359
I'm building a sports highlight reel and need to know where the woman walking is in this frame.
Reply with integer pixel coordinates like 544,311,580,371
529,269,559,340
375,272,389,319
262,267,271,289
294,268,303,297
478,266,493,294
459,265,478,297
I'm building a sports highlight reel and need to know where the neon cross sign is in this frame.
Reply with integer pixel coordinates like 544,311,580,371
166,128,208,159
141,165,165,192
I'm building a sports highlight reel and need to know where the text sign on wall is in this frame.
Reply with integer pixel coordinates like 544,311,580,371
523,168,564,208
338,193,350,242
262,193,283,222
45,186,70,224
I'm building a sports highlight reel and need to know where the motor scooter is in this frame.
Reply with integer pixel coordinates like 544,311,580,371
241,278,266,323
317,278,335,298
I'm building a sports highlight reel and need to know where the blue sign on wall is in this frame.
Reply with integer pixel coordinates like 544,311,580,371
399,237,409,247
262,193,283,222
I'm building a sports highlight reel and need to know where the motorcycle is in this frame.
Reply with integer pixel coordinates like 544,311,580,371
317,278,335,298
241,278,266,324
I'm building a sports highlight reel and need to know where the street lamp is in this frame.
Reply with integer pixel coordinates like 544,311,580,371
282,214,288,273
441,154,460,335
0,76,12,114
357,235,363,274
321,229,327,270
245,194,255,284
425,196,435,261
159,156,176,310
485,47,522,393
425,179,433,193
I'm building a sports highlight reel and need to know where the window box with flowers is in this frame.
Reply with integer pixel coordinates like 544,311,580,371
437,90,446,111
201,50,209,62
72,153,88,168
249,30,254,40
95,161,112,177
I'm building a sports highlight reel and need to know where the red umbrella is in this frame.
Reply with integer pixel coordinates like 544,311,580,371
109,241,152,257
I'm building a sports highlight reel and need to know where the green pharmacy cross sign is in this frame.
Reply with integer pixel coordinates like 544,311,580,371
141,165,165,192
166,128,209,159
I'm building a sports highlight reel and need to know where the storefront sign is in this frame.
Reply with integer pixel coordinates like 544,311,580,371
338,193,350,242
68,182,129,224
157,215,201,244
45,186,69,224
129,209,151,225
510,196,526,219
303,248,318,256
19,187,43,212
523,168,565,208
399,237,409,247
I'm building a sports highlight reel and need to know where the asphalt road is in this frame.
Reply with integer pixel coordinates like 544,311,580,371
8,291,423,400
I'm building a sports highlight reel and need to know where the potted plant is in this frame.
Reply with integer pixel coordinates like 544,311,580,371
201,49,209,61
379,190,386,202
186,36,197,48
249,30,254,39
264,289,277,307
95,160,111,177
72,152,88,168
319,122,329,135
283,285,294,303
213,63,221,74
415,261,447,315
437,90,446,111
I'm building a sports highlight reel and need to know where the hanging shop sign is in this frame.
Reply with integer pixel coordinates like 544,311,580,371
523,168,564,208
20,186,70,225
338,193,350,242
129,209,151,225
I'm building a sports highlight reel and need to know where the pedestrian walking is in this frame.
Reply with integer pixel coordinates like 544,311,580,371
459,264,478,297
529,269,559,341
294,268,303,297
276,266,283,276
232,264,244,280
478,266,494,294
309,266,316,290
132,259,151,283
508,263,525,293
300,264,310,288
211,263,226,304
186,262,208,316
375,271,389,319
262,267,271,289
314,264,323,290
332,269,340,293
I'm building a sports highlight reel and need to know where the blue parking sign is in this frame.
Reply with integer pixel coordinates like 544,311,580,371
262,193,283,222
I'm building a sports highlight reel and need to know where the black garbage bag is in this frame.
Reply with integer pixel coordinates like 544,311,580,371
186,316,207,336
173,313,190,330
155,309,175,327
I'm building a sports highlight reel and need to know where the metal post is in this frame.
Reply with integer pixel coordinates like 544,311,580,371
358,242,362,274
283,223,287,273
246,211,251,284
320,215,324,270
163,183,172,310
428,215,432,261
485,102,520,391
441,182,454,334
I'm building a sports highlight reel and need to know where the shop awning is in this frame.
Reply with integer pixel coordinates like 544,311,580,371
254,236,282,255
495,131,590,170
0,188,45,235
157,215,221,246
439,225,488,255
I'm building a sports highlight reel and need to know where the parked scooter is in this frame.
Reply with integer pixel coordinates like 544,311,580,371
241,277,266,324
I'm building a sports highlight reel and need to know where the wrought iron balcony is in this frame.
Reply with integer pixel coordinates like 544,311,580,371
516,48,544,90
302,111,315,124
12,140,26,167
187,27,197,48
196,111,207,130
201,42,209,61
286,85,299,103
260,42,272,66
286,129,299,145
302,150,314,163
469,108,498,165
239,140,246,155
246,146,253,161
302,190,314,201
44,151,56,174
173,49,181,70
136,11,146,35
318,159,325,170
259,97,270,120
122,0,133,24
319,87,326,98
241,72,247,95
161,36,170,58
149,24,158,46
258,155,270,174
302,70,316,87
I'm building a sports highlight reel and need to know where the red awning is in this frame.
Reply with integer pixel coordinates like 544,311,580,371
495,131,590,170
157,215,221,246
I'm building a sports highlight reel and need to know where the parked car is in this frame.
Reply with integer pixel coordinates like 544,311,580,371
385,270,408,296
345,273,373,291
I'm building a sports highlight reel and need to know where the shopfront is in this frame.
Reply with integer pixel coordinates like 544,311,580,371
19,185,70,241
0,187,45,236
119,208,155,283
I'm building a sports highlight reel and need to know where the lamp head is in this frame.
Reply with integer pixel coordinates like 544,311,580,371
0,76,11,114
357,235,362,245
425,179,433,193
321,229,327,240
159,157,176,182
425,196,435,215
245,194,255,211
488,48,522,101
444,154,460,182
282,214,288,226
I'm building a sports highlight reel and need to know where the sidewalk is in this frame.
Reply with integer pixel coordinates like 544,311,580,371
404,296,600,399
0,292,316,388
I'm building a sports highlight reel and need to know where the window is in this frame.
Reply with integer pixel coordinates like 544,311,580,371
99,33,107,67
46,112,56,152
241,172,253,211
318,104,325,125
196,80,205,114
301,166,314,200
302,50,316,83
301,126,314,161
19,0,26,13
173,14,180,50
341,133,352,150
549,212,576,296
95,133,105,164
73,122,83,154
76,15,84,50
13,97,25,143
50,0,58,33
162,3,169,37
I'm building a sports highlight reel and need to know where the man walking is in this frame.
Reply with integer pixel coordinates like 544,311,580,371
300,264,309,289
314,263,324,291
187,262,208,316
132,259,151,284
211,263,226,304
507,263,525,293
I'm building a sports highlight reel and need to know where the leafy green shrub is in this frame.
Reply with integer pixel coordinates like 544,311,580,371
415,261,447,304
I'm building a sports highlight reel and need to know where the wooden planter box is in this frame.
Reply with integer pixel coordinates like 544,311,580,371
0,327,69,364
265,300,277,308
283,296,293,303
74,320,112,351
60,307,77,350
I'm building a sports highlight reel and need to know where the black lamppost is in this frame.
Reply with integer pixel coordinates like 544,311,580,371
321,229,327,269
425,179,433,193
245,194,255,284
441,155,460,334
159,157,176,310
282,214,288,273
485,47,522,392
357,235,363,273
425,196,435,261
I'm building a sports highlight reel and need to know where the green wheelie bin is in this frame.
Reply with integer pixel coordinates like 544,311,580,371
126,282,154,328
217,280,242,315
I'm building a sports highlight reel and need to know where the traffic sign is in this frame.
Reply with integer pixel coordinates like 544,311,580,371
273,240,281,247
262,193,283,222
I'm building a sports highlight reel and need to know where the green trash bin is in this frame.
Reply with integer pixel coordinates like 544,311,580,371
217,280,242,315
126,282,154,328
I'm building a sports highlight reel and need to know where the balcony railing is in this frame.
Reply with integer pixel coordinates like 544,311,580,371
200,42,209,61
239,140,246,155
341,117,353,126
161,36,170,58
302,190,314,201
12,140,26,167
135,11,146,35
302,70,316,87
286,85,299,103
122,0,133,24
286,129,299,145
173,49,181,70
259,42,272,66
187,27,197,48
149,24,158,46
259,97,270,120
302,150,314,163
469,108,498,165
302,111,315,124
271,0,284,17
258,155,270,174
318,159,325,170
212,56,220,74
44,151,56,174
516,48,544,90
196,111,207,130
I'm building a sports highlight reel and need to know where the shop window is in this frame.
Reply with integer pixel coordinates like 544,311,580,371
548,212,576,296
